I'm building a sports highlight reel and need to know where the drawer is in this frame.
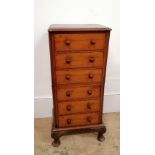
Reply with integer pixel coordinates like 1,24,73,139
55,52,104,69
58,112,100,128
58,99,100,115
56,85,100,101
56,69,103,85
54,33,106,51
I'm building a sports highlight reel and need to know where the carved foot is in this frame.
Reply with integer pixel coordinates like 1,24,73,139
97,126,106,142
97,135,105,142
52,138,60,147
51,132,61,147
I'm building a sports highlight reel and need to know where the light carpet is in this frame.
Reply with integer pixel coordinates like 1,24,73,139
34,112,120,155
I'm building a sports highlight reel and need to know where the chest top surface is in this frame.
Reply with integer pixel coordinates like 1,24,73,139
48,24,111,32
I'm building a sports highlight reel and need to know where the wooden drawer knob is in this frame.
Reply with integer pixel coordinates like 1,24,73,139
90,39,96,45
65,40,71,45
66,58,72,64
67,119,72,124
66,91,71,97
66,105,72,111
89,57,95,63
88,73,93,79
87,103,91,109
65,74,71,80
87,116,92,123
87,90,92,95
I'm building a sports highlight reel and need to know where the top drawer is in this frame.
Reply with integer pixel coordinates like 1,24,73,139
54,33,106,51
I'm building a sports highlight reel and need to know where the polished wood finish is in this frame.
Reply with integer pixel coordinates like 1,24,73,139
58,99,100,115
55,51,104,69
58,112,100,128
48,24,111,146
56,68,103,85
57,85,101,101
48,24,111,32
54,33,106,51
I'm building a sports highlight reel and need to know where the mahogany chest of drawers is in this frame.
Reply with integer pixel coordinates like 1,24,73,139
48,24,111,146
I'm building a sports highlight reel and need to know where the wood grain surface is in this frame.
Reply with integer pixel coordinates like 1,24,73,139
54,33,106,51
58,112,100,128
57,99,100,115
56,85,101,101
56,68,103,85
48,25,111,145
55,51,104,69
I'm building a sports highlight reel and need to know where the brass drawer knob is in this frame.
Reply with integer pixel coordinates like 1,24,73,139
66,91,71,97
65,40,71,45
89,57,95,63
65,74,71,80
66,105,72,111
67,119,72,124
66,58,72,64
87,116,92,123
87,103,91,109
88,73,93,79
87,90,92,95
90,39,96,45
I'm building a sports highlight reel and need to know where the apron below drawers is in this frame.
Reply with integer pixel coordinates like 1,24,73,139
58,112,100,128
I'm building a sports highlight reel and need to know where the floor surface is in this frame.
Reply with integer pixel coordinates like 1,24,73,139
34,112,120,155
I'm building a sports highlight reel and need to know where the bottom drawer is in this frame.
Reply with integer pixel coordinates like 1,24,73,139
58,112,100,128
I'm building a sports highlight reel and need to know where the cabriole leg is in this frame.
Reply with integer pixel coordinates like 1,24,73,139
51,132,61,147
97,126,106,142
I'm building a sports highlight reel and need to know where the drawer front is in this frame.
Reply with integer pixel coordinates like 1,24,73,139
56,85,100,101
58,99,100,115
58,112,100,128
55,52,104,69
54,33,106,51
56,69,103,85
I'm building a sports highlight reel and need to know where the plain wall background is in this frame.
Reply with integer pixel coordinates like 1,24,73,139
34,0,120,118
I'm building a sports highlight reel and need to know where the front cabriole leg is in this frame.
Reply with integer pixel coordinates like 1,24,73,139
97,126,106,142
51,132,61,147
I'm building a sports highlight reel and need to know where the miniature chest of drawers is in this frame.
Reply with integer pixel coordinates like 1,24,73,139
48,24,111,146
